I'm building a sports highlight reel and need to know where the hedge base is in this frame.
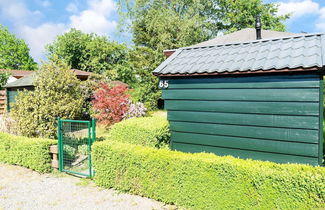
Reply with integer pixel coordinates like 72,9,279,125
93,140,325,209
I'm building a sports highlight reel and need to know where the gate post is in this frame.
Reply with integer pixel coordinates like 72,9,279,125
92,118,96,143
57,117,63,172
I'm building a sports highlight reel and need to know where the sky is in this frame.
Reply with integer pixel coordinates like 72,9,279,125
1,0,325,63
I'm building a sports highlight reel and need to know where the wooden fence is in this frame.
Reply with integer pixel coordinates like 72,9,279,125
0,90,6,114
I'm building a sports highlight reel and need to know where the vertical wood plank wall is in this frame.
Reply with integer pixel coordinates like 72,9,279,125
161,73,323,165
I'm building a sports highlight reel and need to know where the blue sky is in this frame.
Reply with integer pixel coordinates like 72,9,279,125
0,0,325,62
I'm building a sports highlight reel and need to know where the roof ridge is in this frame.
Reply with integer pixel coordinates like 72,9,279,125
181,32,325,50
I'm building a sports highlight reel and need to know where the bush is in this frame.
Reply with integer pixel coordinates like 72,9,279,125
123,101,146,119
11,58,84,138
0,132,56,173
92,141,325,209
108,114,170,148
92,83,129,127
63,145,77,160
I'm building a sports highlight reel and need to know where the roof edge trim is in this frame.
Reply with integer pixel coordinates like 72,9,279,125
156,67,320,77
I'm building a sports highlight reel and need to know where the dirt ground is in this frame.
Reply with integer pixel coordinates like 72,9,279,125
0,163,175,210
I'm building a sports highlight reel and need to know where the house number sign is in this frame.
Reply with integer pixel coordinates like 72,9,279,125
159,80,169,89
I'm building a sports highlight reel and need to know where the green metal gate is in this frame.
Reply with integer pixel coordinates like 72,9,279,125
58,118,96,177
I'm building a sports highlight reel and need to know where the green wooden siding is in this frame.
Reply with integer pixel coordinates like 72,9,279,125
161,74,323,165
7,89,19,111
6,87,34,111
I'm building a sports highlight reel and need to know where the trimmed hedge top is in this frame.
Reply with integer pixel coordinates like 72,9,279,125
108,114,170,148
0,132,56,173
93,140,325,209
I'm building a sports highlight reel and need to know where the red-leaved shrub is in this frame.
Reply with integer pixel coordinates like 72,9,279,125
92,83,129,126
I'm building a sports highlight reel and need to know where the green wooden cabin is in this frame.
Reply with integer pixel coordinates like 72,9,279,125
3,69,91,112
153,32,325,166
3,73,35,111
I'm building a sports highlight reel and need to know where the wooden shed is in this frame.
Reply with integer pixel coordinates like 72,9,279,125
3,69,91,112
0,70,34,114
153,32,324,166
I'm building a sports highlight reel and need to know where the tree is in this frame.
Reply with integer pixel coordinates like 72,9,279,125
127,46,163,110
11,58,84,138
0,71,10,88
92,83,129,127
46,29,130,76
118,0,290,52
0,25,37,70
117,0,290,110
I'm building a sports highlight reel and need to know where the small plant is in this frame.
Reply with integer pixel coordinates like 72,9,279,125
77,144,88,155
92,83,129,127
123,101,147,119
63,145,77,160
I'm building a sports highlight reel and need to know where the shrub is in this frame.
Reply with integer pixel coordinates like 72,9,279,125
0,132,56,173
92,83,129,126
11,58,84,138
63,145,77,160
77,144,88,155
108,114,170,148
93,141,325,210
123,101,147,119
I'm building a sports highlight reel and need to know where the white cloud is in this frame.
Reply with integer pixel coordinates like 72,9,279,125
0,0,119,62
69,0,117,35
0,0,42,24
277,0,319,19
66,2,78,14
18,23,66,60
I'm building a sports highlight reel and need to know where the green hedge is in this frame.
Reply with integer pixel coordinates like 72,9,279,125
93,140,325,209
108,115,170,148
0,132,56,173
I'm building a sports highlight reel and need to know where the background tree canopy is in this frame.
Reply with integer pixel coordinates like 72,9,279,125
117,0,289,52
0,25,37,70
45,0,290,111
46,29,130,75
114,0,290,110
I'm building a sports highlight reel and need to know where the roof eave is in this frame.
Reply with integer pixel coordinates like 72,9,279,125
155,67,322,77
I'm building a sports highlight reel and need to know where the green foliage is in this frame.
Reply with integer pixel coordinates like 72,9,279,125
77,144,88,156
0,25,37,70
0,70,10,88
11,58,84,138
118,0,289,52
46,29,130,76
0,132,56,173
93,140,325,209
63,145,77,160
127,47,163,110
108,114,170,148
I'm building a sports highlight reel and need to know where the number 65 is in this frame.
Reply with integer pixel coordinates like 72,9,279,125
159,80,169,89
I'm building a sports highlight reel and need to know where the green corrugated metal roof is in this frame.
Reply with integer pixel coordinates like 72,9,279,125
153,33,325,75
3,73,35,88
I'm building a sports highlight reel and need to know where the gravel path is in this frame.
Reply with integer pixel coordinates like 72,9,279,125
0,164,174,210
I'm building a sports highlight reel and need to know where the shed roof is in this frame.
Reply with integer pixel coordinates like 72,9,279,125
0,69,33,78
3,73,35,88
154,33,325,76
3,69,92,88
